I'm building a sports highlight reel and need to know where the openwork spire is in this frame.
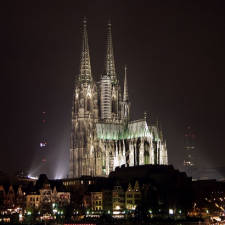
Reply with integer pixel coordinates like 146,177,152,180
105,21,116,83
123,65,129,101
79,18,92,83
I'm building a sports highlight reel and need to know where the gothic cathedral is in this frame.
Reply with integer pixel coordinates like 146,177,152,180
69,19,168,178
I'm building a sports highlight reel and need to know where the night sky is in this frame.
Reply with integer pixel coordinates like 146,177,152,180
1,0,225,178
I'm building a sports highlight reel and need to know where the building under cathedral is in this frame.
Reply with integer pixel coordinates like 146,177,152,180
69,19,168,178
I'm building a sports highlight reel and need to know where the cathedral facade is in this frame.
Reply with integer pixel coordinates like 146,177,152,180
69,19,168,178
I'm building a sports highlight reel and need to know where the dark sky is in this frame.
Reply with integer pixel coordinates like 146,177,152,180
1,0,225,178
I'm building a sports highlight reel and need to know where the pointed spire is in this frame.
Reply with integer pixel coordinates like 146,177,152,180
123,65,129,101
105,20,116,83
79,17,92,83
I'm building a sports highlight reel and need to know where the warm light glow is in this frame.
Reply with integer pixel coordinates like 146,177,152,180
115,205,120,210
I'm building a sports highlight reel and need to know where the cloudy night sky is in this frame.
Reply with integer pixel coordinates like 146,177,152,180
1,0,225,178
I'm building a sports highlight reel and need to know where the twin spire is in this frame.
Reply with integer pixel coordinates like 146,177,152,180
105,21,117,83
79,18,92,83
79,18,128,100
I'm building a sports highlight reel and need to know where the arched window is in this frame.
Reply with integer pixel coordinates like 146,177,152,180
144,141,150,164
87,98,91,111
124,140,130,166
112,98,116,113
136,138,141,166
153,141,158,165
75,101,78,114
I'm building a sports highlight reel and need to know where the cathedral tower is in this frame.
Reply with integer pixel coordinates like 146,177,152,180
70,19,98,178
100,22,121,121
69,19,168,178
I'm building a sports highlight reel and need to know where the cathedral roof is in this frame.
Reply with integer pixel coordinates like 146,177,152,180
96,119,153,140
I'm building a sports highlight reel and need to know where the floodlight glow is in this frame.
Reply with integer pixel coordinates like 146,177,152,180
27,175,38,180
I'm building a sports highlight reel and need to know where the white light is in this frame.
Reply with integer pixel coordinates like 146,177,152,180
169,209,174,215
53,209,57,214
19,213,23,222
27,175,38,180
40,142,47,148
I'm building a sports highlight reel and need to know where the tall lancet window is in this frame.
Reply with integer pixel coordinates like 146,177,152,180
86,85,92,111
87,98,91,111
144,141,150,164
112,98,116,114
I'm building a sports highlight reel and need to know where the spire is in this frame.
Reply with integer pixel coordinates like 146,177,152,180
79,17,92,83
123,65,129,101
105,21,116,83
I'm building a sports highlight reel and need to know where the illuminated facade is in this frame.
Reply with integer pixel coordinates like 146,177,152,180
91,192,103,211
112,185,125,211
26,183,70,210
125,181,141,210
69,19,168,178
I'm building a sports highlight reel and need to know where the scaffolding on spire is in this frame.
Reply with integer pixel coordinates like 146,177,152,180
105,21,117,83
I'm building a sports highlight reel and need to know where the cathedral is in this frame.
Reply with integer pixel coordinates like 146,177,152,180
69,19,168,178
